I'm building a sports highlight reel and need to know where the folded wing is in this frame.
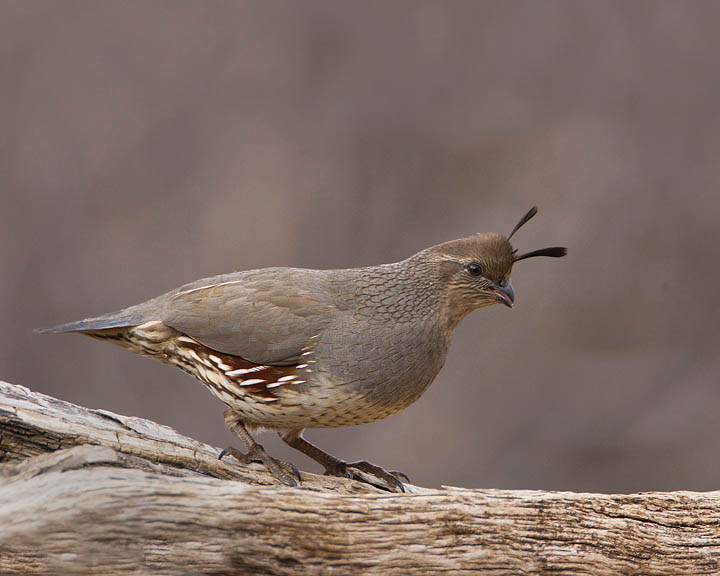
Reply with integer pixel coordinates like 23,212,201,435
161,270,337,366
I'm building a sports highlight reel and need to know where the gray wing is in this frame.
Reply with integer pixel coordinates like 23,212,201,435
161,269,338,365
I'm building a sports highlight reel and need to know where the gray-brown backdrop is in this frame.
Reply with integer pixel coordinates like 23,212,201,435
2,1,719,493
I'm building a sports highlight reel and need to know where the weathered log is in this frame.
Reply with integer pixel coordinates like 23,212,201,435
1,380,719,575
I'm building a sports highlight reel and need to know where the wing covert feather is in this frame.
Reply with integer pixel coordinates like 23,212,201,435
161,271,337,365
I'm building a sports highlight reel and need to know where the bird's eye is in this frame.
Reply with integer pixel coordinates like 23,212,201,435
467,262,483,276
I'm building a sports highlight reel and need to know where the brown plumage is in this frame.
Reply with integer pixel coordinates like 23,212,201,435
39,206,566,491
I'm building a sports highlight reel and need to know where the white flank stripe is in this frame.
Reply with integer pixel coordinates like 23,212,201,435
177,336,196,344
240,378,266,386
278,375,297,382
296,364,308,369
227,365,268,376
189,350,202,362
227,366,265,376
266,382,284,389
208,355,233,371
226,368,251,376
301,351,313,356
293,380,306,385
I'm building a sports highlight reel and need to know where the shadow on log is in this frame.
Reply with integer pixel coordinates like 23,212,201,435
1,380,719,575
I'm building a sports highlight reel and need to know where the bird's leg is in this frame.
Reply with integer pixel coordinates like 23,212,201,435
280,430,408,493
219,409,301,487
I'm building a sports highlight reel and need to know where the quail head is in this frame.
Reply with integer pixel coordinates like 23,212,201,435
39,206,567,492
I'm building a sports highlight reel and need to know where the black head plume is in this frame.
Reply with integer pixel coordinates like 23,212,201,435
508,206,538,240
513,246,567,262
508,206,568,262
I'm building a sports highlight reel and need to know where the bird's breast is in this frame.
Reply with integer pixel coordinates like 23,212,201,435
312,318,451,413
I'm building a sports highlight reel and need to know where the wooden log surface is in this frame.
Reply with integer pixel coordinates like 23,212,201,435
1,379,720,575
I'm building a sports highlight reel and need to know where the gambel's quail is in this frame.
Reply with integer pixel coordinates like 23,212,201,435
39,206,566,491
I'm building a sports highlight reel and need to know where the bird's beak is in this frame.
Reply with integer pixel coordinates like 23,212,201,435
489,281,514,308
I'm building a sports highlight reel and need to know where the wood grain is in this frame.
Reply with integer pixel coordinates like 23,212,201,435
1,381,719,575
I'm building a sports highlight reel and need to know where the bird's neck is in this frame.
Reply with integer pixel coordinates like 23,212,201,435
342,257,463,337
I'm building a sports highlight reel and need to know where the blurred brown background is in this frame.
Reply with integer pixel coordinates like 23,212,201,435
2,1,719,493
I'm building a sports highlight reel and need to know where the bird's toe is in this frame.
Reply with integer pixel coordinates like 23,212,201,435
325,459,406,493
219,444,301,487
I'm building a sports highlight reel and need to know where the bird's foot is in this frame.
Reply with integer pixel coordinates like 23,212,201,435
324,460,408,493
219,444,301,487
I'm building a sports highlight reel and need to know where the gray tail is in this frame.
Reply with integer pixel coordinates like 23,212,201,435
35,314,144,334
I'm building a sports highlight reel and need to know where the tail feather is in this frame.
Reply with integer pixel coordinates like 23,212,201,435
35,314,145,334
37,293,170,335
